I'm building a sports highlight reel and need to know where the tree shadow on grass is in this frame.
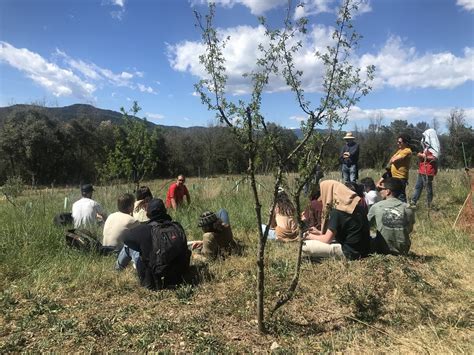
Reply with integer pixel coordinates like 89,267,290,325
183,263,214,286
407,253,444,263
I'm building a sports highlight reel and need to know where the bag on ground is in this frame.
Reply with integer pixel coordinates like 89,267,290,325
54,212,73,227
148,221,191,289
65,229,115,255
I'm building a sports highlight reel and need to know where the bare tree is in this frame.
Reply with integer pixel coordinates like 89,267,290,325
194,0,374,332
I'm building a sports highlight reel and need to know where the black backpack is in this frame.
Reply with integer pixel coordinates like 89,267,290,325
147,221,191,289
54,212,73,227
65,229,116,256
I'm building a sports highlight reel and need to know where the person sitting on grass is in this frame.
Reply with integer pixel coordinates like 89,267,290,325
120,199,191,289
72,184,107,229
302,180,371,260
262,189,299,242
368,177,415,256
191,209,239,261
102,193,138,249
360,177,381,210
301,186,323,231
133,186,153,222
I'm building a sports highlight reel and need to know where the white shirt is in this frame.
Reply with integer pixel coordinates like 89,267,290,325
102,212,138,247
364,190,381,208
72,197,105,229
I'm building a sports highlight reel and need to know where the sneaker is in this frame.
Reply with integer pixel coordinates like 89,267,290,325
409,200,417,208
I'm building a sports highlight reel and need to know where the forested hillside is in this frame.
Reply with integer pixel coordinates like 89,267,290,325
0,104,472,186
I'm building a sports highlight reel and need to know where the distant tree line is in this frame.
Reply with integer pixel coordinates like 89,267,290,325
0,107,472,186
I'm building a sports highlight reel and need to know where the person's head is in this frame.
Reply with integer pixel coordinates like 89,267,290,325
397,135,410,149
197,211,220,232
360,177,376,193
343,131,356,145
275,189,295,216
81,184,94,198
117,193,135,214
379,177,403,199
309,185,321,201
176,175,186,187
146,198,168,221
344,182,365,198
136,186,153,201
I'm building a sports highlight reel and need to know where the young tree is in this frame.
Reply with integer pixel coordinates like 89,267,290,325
195,0,374,331
100,102,165,190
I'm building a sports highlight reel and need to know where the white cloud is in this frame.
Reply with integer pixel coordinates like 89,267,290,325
137,84,157,94
0,41,95,99
346,106,474,125
191,0,286,15
56,49,157,93
289,115,306,122
359,36,474,90
112,0,125,7
146,112,165,120
457,0,474,11
169,24,335,94
170,27,474,96
0,41,156,100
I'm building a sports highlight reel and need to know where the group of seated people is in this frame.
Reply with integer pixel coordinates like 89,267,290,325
70,173,415,289
263,176,415,260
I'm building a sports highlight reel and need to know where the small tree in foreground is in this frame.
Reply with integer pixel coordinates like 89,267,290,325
195,0,374,332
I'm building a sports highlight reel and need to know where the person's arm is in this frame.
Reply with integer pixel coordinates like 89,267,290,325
390,149,411,164
95,203,107,221
170,198,177,210
305,228,335,244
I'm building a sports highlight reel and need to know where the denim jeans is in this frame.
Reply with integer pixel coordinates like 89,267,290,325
216,208,230,225
411,174,433,206
115,246,141,270
342,164,358,183
397,178,408,203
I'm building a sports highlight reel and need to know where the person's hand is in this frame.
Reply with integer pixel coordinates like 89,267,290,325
301,212,306,221
343,152,350,158
192,241,203,250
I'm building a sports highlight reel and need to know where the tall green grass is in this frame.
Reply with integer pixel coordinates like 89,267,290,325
0,170,472,352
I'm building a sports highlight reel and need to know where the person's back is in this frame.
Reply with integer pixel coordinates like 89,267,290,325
196,210,238,260
368,178,415,255
102,193,138,248
122,199,190,289
72,184,106,229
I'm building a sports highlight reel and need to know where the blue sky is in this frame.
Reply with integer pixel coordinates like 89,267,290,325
1,0,473,131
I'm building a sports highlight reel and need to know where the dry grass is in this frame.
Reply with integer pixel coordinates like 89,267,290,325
0,170,473,352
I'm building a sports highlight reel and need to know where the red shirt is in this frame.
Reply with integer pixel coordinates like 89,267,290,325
418,149,437,176
165,183,189,208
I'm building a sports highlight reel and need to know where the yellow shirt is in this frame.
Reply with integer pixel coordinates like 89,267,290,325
390,147,412,179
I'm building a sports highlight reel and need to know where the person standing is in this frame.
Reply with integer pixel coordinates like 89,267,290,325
71,184,107,229
339,132,360,183
165,175,191,210
389,135,412,203
410,129,440,208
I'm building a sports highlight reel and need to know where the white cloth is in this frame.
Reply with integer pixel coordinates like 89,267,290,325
302,240,345,259
72,197,105,229
133,200,149,222
102,212,138,247
422,129,440,158
364,190,381,207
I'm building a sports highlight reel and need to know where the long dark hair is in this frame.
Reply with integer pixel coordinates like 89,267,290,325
135,186,153,212
275,191,295,216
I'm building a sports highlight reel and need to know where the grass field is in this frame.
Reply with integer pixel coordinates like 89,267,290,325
1,170,473,352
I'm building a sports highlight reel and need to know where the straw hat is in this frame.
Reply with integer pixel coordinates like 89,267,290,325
343,132,356,140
